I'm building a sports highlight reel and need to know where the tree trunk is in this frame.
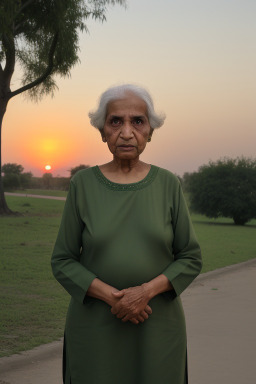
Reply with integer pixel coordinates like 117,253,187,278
233,216,247,226
0,98,14,215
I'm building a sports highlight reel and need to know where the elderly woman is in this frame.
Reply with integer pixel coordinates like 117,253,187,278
51,84,202,384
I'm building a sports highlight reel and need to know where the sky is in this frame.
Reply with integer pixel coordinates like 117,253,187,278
2,0,256,177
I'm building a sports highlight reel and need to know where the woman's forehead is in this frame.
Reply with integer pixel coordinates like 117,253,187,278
106,94,148,116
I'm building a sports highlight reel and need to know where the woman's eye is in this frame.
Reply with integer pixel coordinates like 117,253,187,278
133,118,143,125
110,118,121,126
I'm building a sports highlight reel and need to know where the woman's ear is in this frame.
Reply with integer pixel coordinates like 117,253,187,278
148,128,154,142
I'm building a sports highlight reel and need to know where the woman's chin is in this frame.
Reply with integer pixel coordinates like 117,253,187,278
115,155,140,162
113,151,139,159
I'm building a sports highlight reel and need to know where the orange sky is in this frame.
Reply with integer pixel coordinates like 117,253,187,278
2,0,256,177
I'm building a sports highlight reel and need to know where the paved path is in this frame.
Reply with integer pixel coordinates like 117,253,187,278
183,259,256,384
0,259,256,384
5,192,66,201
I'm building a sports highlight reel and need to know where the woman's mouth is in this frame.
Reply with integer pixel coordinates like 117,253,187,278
118,145,135,151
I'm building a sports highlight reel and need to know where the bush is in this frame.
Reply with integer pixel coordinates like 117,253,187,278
42,173,53,189
70,164,90,178
3,173,21,190
20,172,33,189
184,157,256,225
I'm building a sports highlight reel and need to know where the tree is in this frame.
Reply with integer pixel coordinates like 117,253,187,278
20,171,32,188
42,172,53,189
0,0,126,214
2,163,32,189
3,172,20,190
2,162,24,175
70,164,90,178
184,157,256,225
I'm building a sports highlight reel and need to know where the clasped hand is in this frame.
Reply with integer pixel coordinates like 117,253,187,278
110,285,152,325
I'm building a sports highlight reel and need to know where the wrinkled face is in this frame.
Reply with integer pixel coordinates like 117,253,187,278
102,93,153,161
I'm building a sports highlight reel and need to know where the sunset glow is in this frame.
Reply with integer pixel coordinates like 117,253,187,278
45,165,52,171
2,0,256,177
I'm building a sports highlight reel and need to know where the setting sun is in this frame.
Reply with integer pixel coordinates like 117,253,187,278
19,131,79,176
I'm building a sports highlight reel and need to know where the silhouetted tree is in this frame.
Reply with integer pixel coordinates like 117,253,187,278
184,157,256,225
20,172,33,188
2,163,24,175
0,0,126,214
2,163,32,190
3,173,20,190
42,172,53,189
70,164,90,178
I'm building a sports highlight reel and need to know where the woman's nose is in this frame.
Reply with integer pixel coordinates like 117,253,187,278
120,122,134,139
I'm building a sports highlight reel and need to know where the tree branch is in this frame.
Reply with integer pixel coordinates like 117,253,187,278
3,34,15,79
9,32,59,99
14,0,36,33
16,0,36,17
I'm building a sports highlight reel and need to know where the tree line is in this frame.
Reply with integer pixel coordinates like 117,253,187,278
3,157,256,225
2,163,89,191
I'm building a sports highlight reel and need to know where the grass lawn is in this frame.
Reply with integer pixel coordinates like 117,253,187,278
0,196,68,357
192,214,256,272
6,189,68,197
0,195,255,357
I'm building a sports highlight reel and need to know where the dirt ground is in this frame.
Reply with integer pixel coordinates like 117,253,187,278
1,259,256,384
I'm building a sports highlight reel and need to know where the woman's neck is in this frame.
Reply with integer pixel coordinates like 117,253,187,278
99,158,150,183
110,157,143,173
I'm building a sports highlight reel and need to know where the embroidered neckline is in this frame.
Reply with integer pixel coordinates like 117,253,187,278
92,165,158,191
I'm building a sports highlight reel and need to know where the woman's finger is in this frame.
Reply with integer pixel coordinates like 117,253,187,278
140,310,149,320
129,317,139,325
121,314,131,322
137,315,145,322
145,305,152,314
116,310,127,319
112,290,125,297
111,306,118,315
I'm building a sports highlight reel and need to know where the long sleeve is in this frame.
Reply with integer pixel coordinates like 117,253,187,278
51,180,97,303
162,182,202,297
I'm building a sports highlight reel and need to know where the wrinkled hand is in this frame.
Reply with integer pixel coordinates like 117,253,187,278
111,285,152,324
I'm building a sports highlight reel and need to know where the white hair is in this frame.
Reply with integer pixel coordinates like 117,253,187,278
88,84,166,130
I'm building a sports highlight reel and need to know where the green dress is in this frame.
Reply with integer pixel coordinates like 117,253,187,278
51,165,202,384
